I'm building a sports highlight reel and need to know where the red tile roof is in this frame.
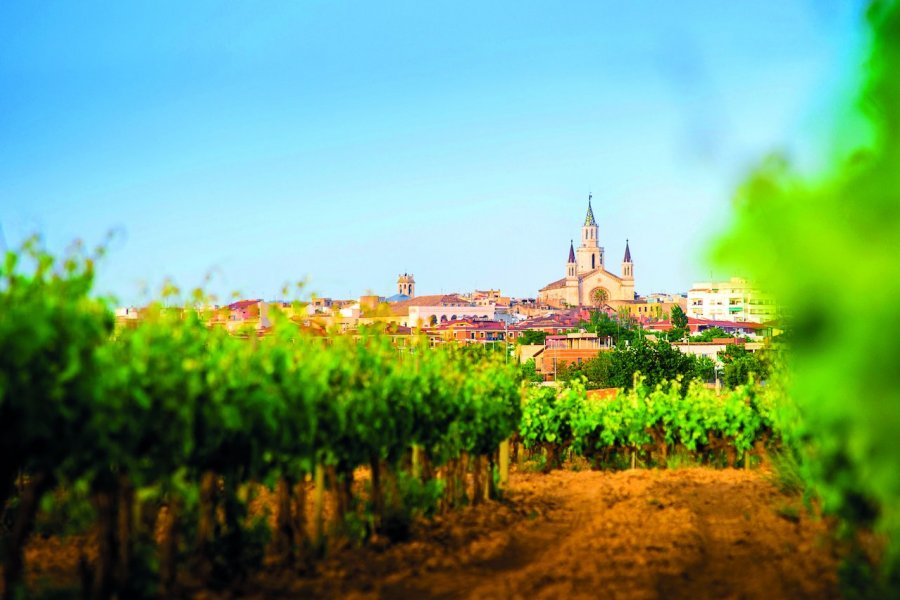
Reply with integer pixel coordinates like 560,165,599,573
429,318,506,331
539,278,567,291
226,299,261,311
688,318,764,330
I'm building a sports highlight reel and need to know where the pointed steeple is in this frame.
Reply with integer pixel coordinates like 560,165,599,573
623,239,632,262
584,193,597,227
568,239,576,263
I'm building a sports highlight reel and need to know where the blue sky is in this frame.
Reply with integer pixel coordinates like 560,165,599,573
0,1,868,303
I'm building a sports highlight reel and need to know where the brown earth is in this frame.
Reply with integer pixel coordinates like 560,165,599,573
16,467,840,599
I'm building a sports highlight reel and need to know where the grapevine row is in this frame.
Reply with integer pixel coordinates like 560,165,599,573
519,376,778,471
0,243,522,599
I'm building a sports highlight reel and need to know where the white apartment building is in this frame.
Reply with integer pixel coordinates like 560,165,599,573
687,278,776,324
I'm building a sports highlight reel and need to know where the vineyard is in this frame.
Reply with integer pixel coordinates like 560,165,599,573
4,0,900,596
0,240,810,599
1,241,530,599
4,4,900,590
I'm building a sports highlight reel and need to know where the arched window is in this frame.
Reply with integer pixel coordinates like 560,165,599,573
592,255,595,269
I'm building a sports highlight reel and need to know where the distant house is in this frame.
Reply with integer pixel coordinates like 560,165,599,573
646,318,766,339
687,278,777,324
539,332,613,380
390,294,495,327
673,339,764,366
427,318,508,343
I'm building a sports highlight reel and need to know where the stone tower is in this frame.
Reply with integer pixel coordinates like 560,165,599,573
576,194,604,273
397,273,415,298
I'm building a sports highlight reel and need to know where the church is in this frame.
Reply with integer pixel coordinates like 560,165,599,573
537,195,635,308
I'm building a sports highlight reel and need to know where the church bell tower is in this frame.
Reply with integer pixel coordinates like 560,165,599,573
576,194,604,273
397,273,415,298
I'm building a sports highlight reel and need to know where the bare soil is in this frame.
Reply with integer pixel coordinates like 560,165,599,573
17,467,840,599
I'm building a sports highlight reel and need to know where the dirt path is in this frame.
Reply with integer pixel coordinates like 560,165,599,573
17,468,840,599
290,468,839,600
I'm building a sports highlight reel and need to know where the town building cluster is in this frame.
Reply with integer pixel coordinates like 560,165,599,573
114,195,778,382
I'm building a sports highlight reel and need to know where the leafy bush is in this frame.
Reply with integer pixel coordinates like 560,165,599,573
712,0,900,591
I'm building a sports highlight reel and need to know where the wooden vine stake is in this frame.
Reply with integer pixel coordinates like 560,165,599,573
313,464,325,550
472,455,484,506
499,439,510,489
411,444,421,479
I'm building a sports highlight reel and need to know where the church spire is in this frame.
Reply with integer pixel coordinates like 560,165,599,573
568,239,576,263
584,193,597,227
621,239,633,281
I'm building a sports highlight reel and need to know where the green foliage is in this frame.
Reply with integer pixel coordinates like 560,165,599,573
33,482,95,537
582,309,642,345
0,240,525,597
607,337,709,390
555,353,611,389
519,358,544,383
664,327,688,342
0,237,112,497
719,344,770,388
671,305,688,330
0,237,113,598
522,377,777,471
516,330,548,345
767,448,806,497
520,382,586,470
695,355,717,382
711,0,900,590
689,327,730,342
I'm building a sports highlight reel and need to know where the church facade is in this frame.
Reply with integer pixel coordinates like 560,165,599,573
537,195,635,308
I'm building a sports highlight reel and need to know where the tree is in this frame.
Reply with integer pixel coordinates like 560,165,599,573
581,309,643,346
668,305,689,341
671,304,688,329
690,327,730,342
555,353,611,389
519,358,544,383
695,355,717,382
718,343,769,387
607,337,708,391
516,330,548,345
